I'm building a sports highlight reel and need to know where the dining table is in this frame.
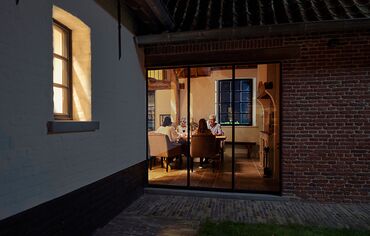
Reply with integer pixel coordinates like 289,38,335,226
215,135,226,162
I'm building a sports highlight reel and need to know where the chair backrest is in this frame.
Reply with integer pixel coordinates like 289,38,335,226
190,134,217,158
148,132,171,157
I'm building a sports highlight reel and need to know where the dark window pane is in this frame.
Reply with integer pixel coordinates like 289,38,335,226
241,80,251,91
241,113,252,125
240,103,248,112
219,113,229,124
234,80,240,90
241,92,250,102
220,104,230,113
220,92,231,103
234,92,240,102
234,102,240,113
220,81,231,91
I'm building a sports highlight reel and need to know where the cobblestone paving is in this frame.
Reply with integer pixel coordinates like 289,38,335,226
94,193,370,236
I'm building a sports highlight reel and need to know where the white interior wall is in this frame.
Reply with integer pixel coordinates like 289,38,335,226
0,1,145,220
154,68,263,142
190,68,262,142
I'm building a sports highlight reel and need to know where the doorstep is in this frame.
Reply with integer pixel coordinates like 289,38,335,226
144,187,288,201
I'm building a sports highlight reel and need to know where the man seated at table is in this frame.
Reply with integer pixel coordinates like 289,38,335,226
207,114,224,136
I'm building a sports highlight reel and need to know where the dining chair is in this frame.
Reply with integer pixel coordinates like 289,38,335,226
148,132,182,172
190,134,220,172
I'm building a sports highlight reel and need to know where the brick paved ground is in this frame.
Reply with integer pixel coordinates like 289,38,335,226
94,192,370,236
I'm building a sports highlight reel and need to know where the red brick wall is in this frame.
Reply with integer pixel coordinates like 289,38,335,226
282,31,370,202
144,30,370,203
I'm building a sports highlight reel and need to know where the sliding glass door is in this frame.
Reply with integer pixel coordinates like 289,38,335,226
146,64,280,193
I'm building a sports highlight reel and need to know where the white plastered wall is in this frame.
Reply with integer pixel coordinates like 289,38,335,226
0,1,145,220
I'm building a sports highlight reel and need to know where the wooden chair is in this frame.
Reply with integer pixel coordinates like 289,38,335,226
190,134,220,172
148,132,182,172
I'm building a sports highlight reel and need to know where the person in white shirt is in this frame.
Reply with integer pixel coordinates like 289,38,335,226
176,117,188,139
207,114,224,136
156,116,179,142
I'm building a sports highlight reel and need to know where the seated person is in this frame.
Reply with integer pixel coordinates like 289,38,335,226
207,114,224,136
193,118,213,135
176,117,188,139
156,116,179,143
193,118,214,168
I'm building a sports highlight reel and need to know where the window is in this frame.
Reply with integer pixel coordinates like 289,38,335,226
48,6,98,134
148,70,166,80
53,21,72,119
148,91,155,131
217,79,253,125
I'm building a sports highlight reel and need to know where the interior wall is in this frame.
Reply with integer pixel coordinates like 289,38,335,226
0,1,145,220
155,90,171,129
190,68,261,142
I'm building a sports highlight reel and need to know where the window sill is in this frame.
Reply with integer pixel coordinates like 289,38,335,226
47,121,99,134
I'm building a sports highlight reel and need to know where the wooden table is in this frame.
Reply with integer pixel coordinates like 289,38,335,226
216,136,226,162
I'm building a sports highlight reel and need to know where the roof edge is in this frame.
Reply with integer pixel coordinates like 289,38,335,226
136,18,370,46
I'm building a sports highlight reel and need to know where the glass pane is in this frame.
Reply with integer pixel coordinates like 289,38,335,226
53,58,68,86
234,80,241,91
240,113,250,124
240,103,248,113
241,80,250,91
220,92,231,103
220,81,230,91
190,66,232,189
234,102,240,113
53,87,69,115
148,92,155,131
53,24,68,57
219,113,229,124
220,103,230,113
234,64,280,193
235,92,240,102
147,68,187,187
241,92,250,102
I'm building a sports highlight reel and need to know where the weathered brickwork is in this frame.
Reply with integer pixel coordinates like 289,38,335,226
282,31,370,202
144,30,370,203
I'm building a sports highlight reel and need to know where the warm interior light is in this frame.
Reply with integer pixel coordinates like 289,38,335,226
148,70,163,80
53,87,67,114
53,27,63,55
53,58,67,85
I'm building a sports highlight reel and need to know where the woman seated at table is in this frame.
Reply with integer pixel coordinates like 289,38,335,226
156,116,179,143
193,118,213,135
193,118,215,168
